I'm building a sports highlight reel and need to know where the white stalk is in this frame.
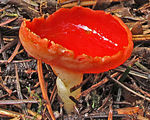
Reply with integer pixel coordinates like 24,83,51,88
52,66,83,113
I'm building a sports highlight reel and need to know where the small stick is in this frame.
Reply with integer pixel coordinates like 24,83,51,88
49,85,57,104
8,40,21,63
0,5,10,12
78,72,119,98
0,108,33,119
70,75,91,92
107,76,150,102
61,1,96,8
132,34,150,41
97,91,111,111
0,68,12,96
0,39,18,54
0,59,32,64
0,99,39,105
37,60,56,120
133,34,150,38
108,102,113,120
129,76,150,98
0,82,12,96
27,109,42,120
15,64,28,115
59,0,77,5
0,17,18,27
0,32,7,60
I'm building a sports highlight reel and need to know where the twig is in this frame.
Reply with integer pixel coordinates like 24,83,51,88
135,62,150,73
0,30,2,45
0,59,32,64
108,102,113,120
63,112,127,119
0,17,18,27
0,108,33,119
0,31,7,60
129,76,150,98
113,101,131,106
8,0,40,18
60,1,96,8
70,75,92,92
0,99,39,105
0,5,11,12
0,82,12,96
115,67,148,80
97,91,111,111
0,107,41,119
107,76,150,102
77,77,109,98
69,96,80,105
0,39,18,54
132,34,150,42
7,40,21,63
27,109,42,120
78,72,118,98
37,60,56,120
59,0,77,5
15,64,28,115
49,85,57,104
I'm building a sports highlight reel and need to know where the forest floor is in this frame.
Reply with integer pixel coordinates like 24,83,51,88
0,0,150,120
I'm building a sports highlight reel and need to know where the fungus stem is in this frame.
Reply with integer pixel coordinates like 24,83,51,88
52,66,83,113
37,60,56,120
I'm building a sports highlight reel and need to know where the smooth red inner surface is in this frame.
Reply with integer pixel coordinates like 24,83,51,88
26,7,128,57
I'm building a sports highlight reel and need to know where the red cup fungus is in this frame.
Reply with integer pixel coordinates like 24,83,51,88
19,6,133,113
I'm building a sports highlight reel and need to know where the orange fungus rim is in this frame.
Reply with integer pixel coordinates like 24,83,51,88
19,6,133,73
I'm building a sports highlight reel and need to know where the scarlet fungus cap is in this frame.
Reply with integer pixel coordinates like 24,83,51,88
19,6,133,73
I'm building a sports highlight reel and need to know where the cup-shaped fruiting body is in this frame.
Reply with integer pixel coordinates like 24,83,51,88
19,6,133,113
